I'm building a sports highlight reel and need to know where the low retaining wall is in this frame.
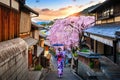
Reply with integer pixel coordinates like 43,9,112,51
77,60,97,79
0,38,28,80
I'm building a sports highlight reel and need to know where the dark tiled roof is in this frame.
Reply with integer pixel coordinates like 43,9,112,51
21,5,39,16
84,24,120,39
31,22,50,31
44,40,51,46
39,32,47,38
23,37,38,47
88,3,102,13
0,38,28,64
31,22,45,29
115,29,120,39
89,0,120,13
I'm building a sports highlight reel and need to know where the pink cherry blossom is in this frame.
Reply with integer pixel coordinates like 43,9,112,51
48,16,95,48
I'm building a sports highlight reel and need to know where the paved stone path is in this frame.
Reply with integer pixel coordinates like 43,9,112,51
44,55,82,80
44,67,81,80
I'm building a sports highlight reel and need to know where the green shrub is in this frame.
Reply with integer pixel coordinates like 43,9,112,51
117,52,120,55
73,52,78,57
34,64,42,71
89,61,94,69
49,48,56,56
80,48,89,52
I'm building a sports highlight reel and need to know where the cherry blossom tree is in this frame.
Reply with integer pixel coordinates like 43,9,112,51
47,16,95,49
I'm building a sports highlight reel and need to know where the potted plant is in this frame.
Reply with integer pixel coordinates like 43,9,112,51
80,48,90,54
89,61,94,69
49,48,56,56
34,64,42,71
73,52,79,60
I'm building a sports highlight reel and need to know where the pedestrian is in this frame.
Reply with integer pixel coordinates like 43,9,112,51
66,48,72,67
62,48,67,67
56,47,64,78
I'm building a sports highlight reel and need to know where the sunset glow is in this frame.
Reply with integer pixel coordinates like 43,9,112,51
27,0,106,21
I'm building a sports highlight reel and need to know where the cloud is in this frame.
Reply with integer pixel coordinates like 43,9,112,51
33,6,78,20
41,8,50,11
32,0,104,21
59,6,72,10
72,0,76,2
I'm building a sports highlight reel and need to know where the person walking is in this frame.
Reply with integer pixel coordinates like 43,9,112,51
62,48,67,67
66,49,72,67
56,48,64,78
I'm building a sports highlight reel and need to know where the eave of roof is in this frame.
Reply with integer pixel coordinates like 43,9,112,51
88,3,102,13
31,22,44,29
89,0,111,13
39,32,47,38
23,37,38,47
21,4,39,16
44,40,51,46
90,0,120,13
84,23,120,39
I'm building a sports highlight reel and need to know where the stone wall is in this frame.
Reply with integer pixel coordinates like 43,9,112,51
117,41,120,52
117,41,120,65
77,60,96,79
0,38,28,80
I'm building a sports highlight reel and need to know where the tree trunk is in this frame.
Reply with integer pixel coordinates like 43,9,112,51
78,32,83,49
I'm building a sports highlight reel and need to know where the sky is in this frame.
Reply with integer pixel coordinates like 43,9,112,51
26,0,105,21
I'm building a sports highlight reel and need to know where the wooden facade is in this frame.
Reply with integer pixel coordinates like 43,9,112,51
31,23,51,68
0,4,20,42
84,0,120,64
94,1,120,63
94,1,120,24
20,11,31,33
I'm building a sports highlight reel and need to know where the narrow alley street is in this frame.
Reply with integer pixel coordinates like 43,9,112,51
1,0,120,80
44,67,81,80
44,56,82,80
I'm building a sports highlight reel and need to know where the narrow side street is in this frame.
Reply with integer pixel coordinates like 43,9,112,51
44,56,82,80
1,0,120,80
44,67,81,80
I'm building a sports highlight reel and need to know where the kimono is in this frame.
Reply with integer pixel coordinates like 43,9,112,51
56,51,64,77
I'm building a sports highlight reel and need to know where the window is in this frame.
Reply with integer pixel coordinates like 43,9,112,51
110,8,114,15
98,7,114,20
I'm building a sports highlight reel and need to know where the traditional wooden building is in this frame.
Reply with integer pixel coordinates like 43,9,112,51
44,40,51,67
39,32,47,47
37,29,52,68
30,22,52,68
44,40,51,57
31,22,44,67
0,0,30,80
83,0,120,64
19,5,40,69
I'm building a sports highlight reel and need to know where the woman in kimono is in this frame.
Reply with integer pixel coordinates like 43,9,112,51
56,48,64,78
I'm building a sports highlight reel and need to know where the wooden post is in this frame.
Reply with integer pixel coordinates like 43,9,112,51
28,49,33,68
9,9,14,39
96,41,97,53
90,38,94,51
94,40,97,53
0,7,2,42
3,7,9,40
113,41,117,63
34,45,37,56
